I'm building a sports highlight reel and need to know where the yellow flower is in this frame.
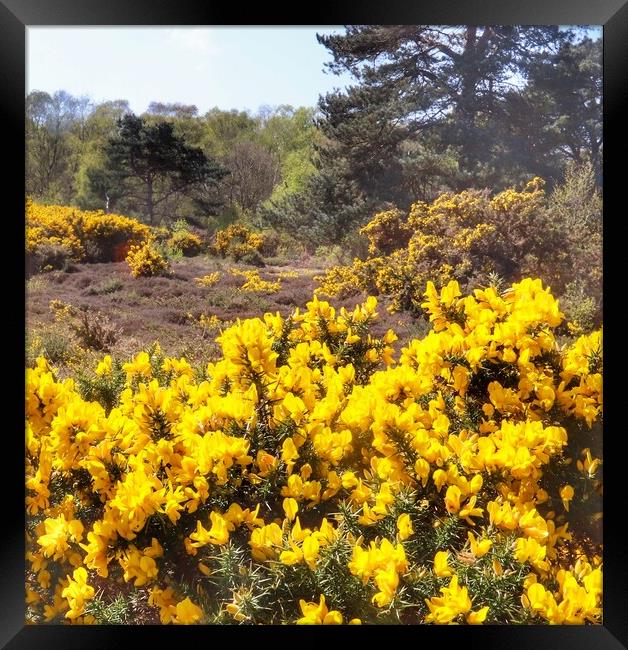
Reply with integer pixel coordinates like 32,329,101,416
148,587,178,624
514,537,549,572
24,273,604,626
396,513,414,541
249,523,283,562
425,575,472,624
61,567,94,620
577,448,601,478
523,582,549,613
172,597,203,624
372,564,399,607
95,355,112,376
445,485,461,513
433,550,453,577
189,512,233,548
37,514,83,560
302,535,320,570
118,545,159,586
459,495,483,525
283,497,299,522
296,595,343,624
467,531,492,558
467,606,489,624
560,485,575,512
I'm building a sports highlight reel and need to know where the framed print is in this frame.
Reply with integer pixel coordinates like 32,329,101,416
2,0,627,647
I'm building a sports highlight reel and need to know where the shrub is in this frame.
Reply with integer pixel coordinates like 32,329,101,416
50,300,122,352
27,242,74,275
314,264,363,300
316,173,601,319
152,226,171,244
75,355,126,413
71,311,121,352
26,327,74,366
26,280,602,625
126,241,170,278
230,269,280,294
359,207,412,255
191,313,229,340
194,272,221,288
239,250,265,267
544,161,602,309
314,244,352,267
257,229,305,260
212,223,265,262
167,230,203,257
26,199,151,265
257,229,281,257
560,279,599,334
172,219,191,233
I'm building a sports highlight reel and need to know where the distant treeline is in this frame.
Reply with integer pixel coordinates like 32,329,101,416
26,26,601,249
26,95,318,230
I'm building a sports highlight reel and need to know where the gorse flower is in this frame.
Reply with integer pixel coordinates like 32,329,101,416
125,241,169,277
213,223,264,261
26,200,150,265
61,567,94,620
194,272,221,287
231,268,281,294
296,595,344,624
25,280,602,625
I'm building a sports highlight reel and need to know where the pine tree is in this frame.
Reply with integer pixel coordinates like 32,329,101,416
102,114,228,224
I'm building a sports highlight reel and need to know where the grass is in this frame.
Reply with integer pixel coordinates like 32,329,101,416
85,277,124,296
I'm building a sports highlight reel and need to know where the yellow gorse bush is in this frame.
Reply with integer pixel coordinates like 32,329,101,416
125,241,170,278
26,279,602,625
315,178,588,316
213,223,264,262
26,198,151,263
194,272,221,288
168,230,203,257
231,269,281,294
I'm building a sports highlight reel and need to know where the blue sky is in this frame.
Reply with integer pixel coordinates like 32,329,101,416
27,26,601,116
27,27,355,114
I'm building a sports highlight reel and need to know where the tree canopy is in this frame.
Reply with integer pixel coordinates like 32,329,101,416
25,26,601,241
101,114,228,224
264,26,601,246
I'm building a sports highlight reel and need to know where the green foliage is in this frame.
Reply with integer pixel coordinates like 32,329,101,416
523,39,602,183
76,357,126,413
84,593,132,625
102,114,228,224
560,280,599,333
27,327,74,366
25,30,601,258
271,26,602,244
313,244,352,267
172,219,192,233
261,166,375,250
544,160,602,305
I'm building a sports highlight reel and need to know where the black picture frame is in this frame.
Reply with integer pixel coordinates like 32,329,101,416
3,1,626,647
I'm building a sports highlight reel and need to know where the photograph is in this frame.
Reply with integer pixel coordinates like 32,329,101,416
22,21,606,629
